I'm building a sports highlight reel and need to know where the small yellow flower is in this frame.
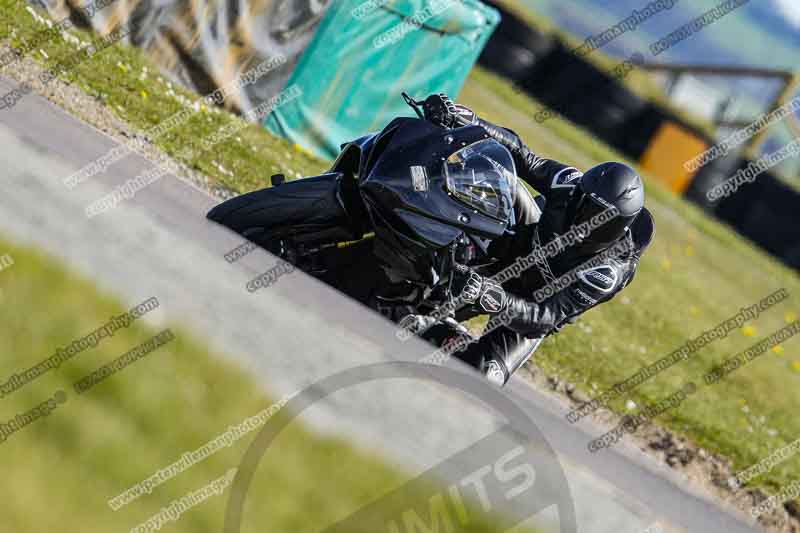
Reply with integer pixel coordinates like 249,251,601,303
661,257,672,271
689,306,700,316
742,325,757,337
772,345,785,355
293,143,313,156
786,311,797,324
685,245,695,257
792,361,800,372
140,90,148,99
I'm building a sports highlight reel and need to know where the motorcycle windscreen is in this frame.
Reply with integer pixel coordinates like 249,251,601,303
443,139,517,222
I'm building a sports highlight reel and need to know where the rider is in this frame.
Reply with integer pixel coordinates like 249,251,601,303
420,94,654,385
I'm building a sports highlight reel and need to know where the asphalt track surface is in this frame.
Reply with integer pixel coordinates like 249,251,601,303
0,75,763,533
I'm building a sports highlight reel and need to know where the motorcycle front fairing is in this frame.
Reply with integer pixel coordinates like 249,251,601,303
358,117,516,284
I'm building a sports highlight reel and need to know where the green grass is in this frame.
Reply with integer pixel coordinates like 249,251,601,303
462,66,800,497
4,0,800,508
0,235,530,533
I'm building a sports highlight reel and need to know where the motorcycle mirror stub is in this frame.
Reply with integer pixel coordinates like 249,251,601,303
270,173,286,186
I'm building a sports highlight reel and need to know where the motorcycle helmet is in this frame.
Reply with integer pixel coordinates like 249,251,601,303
566,162,644,254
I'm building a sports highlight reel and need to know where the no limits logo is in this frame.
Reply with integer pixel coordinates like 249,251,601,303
222,363,577,533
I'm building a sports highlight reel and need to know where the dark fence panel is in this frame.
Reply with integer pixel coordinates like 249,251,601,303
686,155,800,268
477,0,554,82
516,41,648,157
713,169,800,269
616,103,670,160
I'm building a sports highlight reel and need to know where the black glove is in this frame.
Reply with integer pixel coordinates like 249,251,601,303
396,313,439,340
423,93,479,129
423,93,457,128
451,264,508,314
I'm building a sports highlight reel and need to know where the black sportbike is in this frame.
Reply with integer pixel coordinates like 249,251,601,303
207,94,528,377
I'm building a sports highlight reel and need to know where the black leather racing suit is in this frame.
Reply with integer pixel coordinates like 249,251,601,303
447,117,654,384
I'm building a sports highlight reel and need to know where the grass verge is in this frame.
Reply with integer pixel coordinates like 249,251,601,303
462,66,800,504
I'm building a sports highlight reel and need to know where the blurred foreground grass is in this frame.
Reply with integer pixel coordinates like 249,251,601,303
0,236,525,532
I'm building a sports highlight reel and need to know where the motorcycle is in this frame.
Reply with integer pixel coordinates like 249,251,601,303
207,93,524,379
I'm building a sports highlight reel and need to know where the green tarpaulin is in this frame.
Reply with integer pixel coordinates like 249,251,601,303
265,0,499,159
